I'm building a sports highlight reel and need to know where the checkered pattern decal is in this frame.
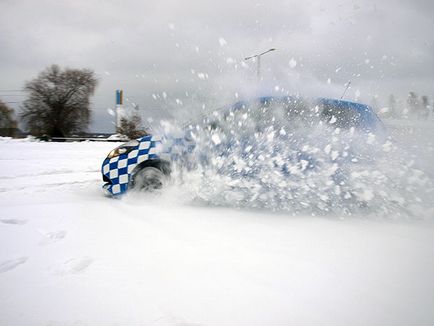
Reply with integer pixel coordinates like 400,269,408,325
101,135,162,195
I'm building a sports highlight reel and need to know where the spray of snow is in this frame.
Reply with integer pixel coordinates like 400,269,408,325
158,100,434,219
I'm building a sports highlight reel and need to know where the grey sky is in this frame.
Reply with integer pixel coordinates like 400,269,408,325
1,0,433,132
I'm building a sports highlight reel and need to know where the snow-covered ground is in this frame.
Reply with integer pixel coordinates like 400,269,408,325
1,121,434,326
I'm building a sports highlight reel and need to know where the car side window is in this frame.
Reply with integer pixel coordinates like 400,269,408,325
319,103,362,129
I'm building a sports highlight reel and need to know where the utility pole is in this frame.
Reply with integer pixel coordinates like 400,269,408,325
244,48,276,81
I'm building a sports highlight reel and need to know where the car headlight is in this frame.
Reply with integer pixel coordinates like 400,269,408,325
107,140,139,159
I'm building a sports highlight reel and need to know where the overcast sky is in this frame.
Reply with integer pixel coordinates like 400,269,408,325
1,0,433,132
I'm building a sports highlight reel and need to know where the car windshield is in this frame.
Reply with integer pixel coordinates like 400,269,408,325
319,101,363,129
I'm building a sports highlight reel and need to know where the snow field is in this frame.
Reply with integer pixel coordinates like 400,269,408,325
0,133,433,326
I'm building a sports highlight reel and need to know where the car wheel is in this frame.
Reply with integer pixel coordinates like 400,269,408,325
132,166,166,191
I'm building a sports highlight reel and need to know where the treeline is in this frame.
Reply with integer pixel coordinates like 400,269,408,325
0,64,145,139
1,65,433,139
370,92,433,119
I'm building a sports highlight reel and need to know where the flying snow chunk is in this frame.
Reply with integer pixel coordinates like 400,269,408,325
289,58,297,68
107,108,115,116
197,73,206,80
367,133,376,144
355,89,361,98
211,134,221,145
357,189,374,201
331,150,339,161
329,116,337,124
379,107,389,114
219,37,227,47
382,141,393,152
327,78,331,84
300,160,309,171
226,57,235,64
168,23,175,30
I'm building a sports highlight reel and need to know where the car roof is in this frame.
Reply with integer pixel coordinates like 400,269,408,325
229,96,383,130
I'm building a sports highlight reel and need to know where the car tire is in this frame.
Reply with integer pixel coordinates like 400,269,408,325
132,166,166,192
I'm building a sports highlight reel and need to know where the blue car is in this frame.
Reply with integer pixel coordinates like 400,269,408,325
101,96,384,196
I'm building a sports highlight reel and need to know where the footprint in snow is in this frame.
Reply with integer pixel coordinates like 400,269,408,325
0,218,27,225
61,257,94,275
0,257,28,273
38,230,67,245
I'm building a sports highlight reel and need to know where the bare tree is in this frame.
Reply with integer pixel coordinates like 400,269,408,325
388,94,397,117
407,92,420,118
21,65,97,137
370,95,379,112
0,100,18,137
117,112,148,139
421,96,430,119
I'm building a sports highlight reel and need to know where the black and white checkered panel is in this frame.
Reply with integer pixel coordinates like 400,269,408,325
102,135,161,195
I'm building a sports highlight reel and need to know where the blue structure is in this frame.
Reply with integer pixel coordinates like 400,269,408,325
116,90,123,105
